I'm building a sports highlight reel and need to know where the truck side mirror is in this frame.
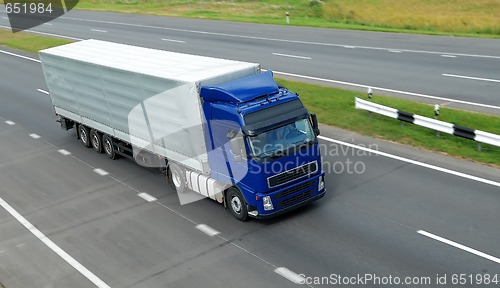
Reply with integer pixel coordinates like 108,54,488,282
311,114,320,136
227,130,245,162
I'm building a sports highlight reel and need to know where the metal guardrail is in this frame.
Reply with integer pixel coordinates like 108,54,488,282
355,97,500,148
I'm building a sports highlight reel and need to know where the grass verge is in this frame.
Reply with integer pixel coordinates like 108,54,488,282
72,0,500,38
1,28,499,166
0,29,72,53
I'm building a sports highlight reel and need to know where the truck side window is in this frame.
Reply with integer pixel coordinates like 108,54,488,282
228,131,245,156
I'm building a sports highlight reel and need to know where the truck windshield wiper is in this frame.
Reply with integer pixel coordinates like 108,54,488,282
270,149,288,159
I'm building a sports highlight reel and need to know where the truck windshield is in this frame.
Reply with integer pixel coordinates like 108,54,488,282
248,118,315,158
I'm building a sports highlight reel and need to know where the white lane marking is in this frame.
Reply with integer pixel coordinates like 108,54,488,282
58,149,71,156
0,50,497,111
137,192,157,202
5,120,15,125
272,52,311,60
318,135,500,188
389,50,402,53
443,73,500,83
58,17,500,59
37,89,49,95
274,267,305,284
91,29,107,33
0,197,111,288
93,168,109,176
44,23,53,26
2,17,8,20
418,230,500,264
195,224,220,237
29,133,41,139
161,38,185,43
272,70,500,110
0,49,41,63
344,45,356,49
441,55,457,58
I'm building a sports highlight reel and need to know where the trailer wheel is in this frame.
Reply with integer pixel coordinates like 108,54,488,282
227,188,247,221
90,129,103,154
78,125,91,148
169,163,185,194
103,135,117,160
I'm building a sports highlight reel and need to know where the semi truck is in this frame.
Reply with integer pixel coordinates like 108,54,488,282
39,39,325,221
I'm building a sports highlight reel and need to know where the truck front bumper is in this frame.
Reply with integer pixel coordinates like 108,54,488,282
252,173,326,219
253,189,326,219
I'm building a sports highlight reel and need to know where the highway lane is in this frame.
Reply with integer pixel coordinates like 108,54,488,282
0,124,105,288
1,51,500,287
1,9,500,112
0,121,293,288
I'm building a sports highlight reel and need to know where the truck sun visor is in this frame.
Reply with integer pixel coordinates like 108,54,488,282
242,100,309,136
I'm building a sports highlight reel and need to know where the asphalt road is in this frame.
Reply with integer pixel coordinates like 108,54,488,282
1,9,500,114
1,50,500,287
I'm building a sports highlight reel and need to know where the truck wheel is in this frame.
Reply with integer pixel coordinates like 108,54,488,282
90,129,103,154
227,188,247,221
169,163,185,194
78,125,91,148
102,134,117,160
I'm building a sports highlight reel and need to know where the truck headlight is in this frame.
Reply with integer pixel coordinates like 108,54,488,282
318,175,325,191
263,196,274,211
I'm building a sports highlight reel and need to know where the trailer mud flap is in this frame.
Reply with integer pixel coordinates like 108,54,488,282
59,117,74,131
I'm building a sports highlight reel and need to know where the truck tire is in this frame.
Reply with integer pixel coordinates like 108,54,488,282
90,129,103,154
227,188,247,221
78,124,91,148
169,163,185,194
102,134,117,160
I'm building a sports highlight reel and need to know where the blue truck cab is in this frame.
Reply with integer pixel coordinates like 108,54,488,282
201,71,326,220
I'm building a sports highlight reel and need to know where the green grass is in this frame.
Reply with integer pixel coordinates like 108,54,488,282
71,0,500,38
1,28,499,165
0,29,72,53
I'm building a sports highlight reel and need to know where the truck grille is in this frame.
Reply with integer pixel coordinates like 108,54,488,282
276,179,316,199
280,191,312,208
267,161,317,188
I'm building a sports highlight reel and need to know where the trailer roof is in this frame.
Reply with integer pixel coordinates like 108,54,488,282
39,39,259,83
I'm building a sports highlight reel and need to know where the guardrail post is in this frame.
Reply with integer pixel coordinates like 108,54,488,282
434,104,440,137
367,88,373,118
